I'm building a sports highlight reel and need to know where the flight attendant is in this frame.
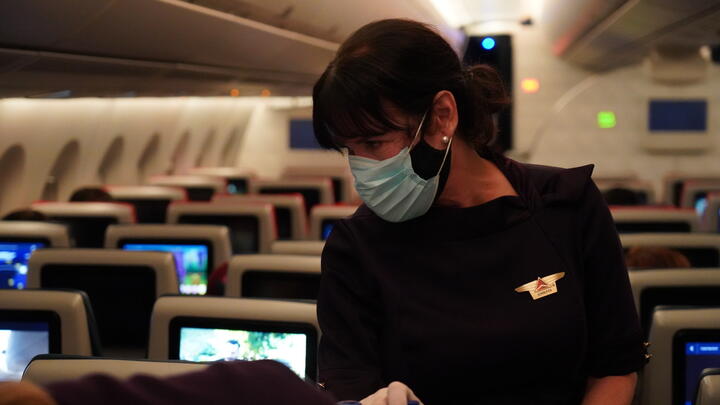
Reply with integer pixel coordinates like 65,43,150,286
313,19,646,405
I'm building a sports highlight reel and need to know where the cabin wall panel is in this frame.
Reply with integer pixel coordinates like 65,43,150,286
0,145,26,214
529,64,720,196
235,104,346,179
95,98,189,184
467,21,720,197
0,97,255,216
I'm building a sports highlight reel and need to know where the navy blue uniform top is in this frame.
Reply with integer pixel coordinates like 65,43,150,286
317,153,646,405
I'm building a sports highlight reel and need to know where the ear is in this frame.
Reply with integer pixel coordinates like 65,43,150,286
424,90,458,149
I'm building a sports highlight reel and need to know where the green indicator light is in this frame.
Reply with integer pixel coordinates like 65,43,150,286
597,111,616,129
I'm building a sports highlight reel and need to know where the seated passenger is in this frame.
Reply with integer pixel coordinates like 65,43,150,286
0,360,421,405
2,209,47,221
625,246,691,269
69,188,114,202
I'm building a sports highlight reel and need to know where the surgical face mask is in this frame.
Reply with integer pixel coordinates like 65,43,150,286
348,112,453,223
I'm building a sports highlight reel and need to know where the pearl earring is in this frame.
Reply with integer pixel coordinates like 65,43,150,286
441,136,450,144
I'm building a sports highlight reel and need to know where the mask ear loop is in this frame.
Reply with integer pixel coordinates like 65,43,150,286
435,135,453,176
410,109,453,177
408,111,428,151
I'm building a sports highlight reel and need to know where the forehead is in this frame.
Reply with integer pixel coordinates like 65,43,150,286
327,108,413,147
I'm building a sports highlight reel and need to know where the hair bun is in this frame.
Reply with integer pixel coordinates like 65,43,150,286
464,64,510,115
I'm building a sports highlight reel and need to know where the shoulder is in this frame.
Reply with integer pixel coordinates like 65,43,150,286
511,159,597,206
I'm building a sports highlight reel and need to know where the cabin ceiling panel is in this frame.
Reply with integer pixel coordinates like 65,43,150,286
439,0,543,27
0,0,115,49
546,0,720,71
0,0,337,96
181,0,448,43
57,0,337,75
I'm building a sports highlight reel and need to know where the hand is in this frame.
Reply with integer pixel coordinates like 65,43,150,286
360,381,423,405
0,382,58,405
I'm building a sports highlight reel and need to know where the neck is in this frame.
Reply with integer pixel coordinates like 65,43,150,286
435,138,517,208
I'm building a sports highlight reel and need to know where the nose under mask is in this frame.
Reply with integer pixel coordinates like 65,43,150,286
348,112,453,223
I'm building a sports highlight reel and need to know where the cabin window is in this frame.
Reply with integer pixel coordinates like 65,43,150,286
221,128,241,166
169,132,191,174
42,141,80,201
137,134,161,184
0,145,26,213
97,136,125,184
196,130,216,167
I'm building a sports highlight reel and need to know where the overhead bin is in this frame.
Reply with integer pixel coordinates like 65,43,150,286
0,0,339,96
544,0,720,71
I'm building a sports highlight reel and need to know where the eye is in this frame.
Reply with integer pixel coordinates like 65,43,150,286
364,140,383,150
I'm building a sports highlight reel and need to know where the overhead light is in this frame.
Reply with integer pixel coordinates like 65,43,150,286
481,37,496,50
427,0,471,27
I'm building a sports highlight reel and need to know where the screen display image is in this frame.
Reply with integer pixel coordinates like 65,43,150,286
123,243,209,295
0,242,45,290
683,342,720,405
179,327,308,378
0,321,49,381
321,220,336,240
227,179,248,195
695,196,708,216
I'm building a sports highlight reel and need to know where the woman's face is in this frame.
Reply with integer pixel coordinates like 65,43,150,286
342,130,413,161
341,109,420,161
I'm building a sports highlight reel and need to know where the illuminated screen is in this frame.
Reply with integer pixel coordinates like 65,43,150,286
289,119,321,150
0,242,45,290
123,243,209,295
695,196,708,216
0,321,49,381
227,179,248,195
175,322,314,379
674,331,720,405
649,100,707,132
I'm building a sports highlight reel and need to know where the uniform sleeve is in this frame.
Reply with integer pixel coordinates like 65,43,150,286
317,219,384,401
579,181,647,377
46,360,336,405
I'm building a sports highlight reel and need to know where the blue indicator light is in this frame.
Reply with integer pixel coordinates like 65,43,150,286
481,37,496,50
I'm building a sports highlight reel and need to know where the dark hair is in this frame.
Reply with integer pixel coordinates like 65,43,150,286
625,246,691,269
313,19,509,152
603,187,643,206
2,209,47,221
69,187,114,202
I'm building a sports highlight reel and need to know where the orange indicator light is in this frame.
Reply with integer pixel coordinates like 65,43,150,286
521,78,540,94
